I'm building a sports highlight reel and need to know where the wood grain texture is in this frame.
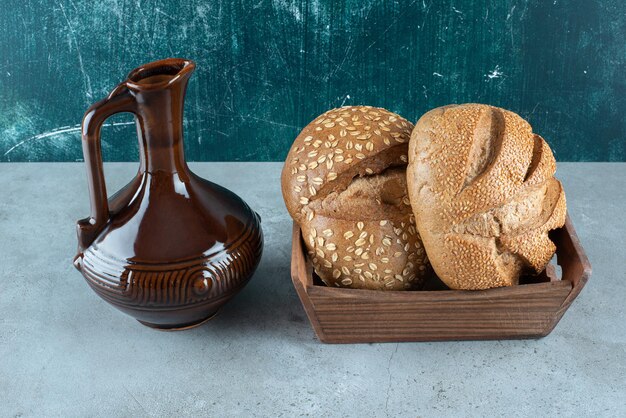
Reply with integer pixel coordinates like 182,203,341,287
291,216,591,343
0,0,624,162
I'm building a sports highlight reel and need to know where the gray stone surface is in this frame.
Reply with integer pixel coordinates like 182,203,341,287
0,162,624,417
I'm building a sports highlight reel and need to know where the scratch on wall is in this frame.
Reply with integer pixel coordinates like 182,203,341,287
2,121,135,159
485,65,504,80
58,1,93,101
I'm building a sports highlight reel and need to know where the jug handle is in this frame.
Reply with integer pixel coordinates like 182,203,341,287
76,83,136,251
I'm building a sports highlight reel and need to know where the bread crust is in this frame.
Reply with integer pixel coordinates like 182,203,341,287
282,106,412,222
302,213,427,290
407,104,566,290
282,106,430,290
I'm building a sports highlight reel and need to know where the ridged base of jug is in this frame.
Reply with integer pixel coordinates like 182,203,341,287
76,217,263,329
137,310,218,331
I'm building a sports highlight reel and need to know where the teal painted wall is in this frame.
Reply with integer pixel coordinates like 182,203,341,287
1,0,624,162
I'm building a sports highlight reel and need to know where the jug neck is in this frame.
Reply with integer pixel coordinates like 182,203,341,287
135,89,187,174
126,59,195,174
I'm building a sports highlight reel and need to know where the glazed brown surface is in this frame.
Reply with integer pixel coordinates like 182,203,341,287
74,58,263,330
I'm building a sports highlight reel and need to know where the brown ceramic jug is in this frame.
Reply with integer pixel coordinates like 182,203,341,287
73,58,263,330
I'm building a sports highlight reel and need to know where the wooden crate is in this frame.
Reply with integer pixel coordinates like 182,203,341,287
290,216,591,343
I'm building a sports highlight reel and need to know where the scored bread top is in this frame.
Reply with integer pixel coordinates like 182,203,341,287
281,106,413,223
309,166,412,222
407,104,566,289
408,104,560,227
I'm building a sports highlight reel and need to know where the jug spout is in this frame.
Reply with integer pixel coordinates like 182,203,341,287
126,58,195,91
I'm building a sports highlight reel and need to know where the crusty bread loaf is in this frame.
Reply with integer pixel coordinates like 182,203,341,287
282,106,430,290
406,104,566,290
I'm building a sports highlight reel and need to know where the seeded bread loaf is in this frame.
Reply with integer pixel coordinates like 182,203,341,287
407,103,566,290
282,106,430,290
